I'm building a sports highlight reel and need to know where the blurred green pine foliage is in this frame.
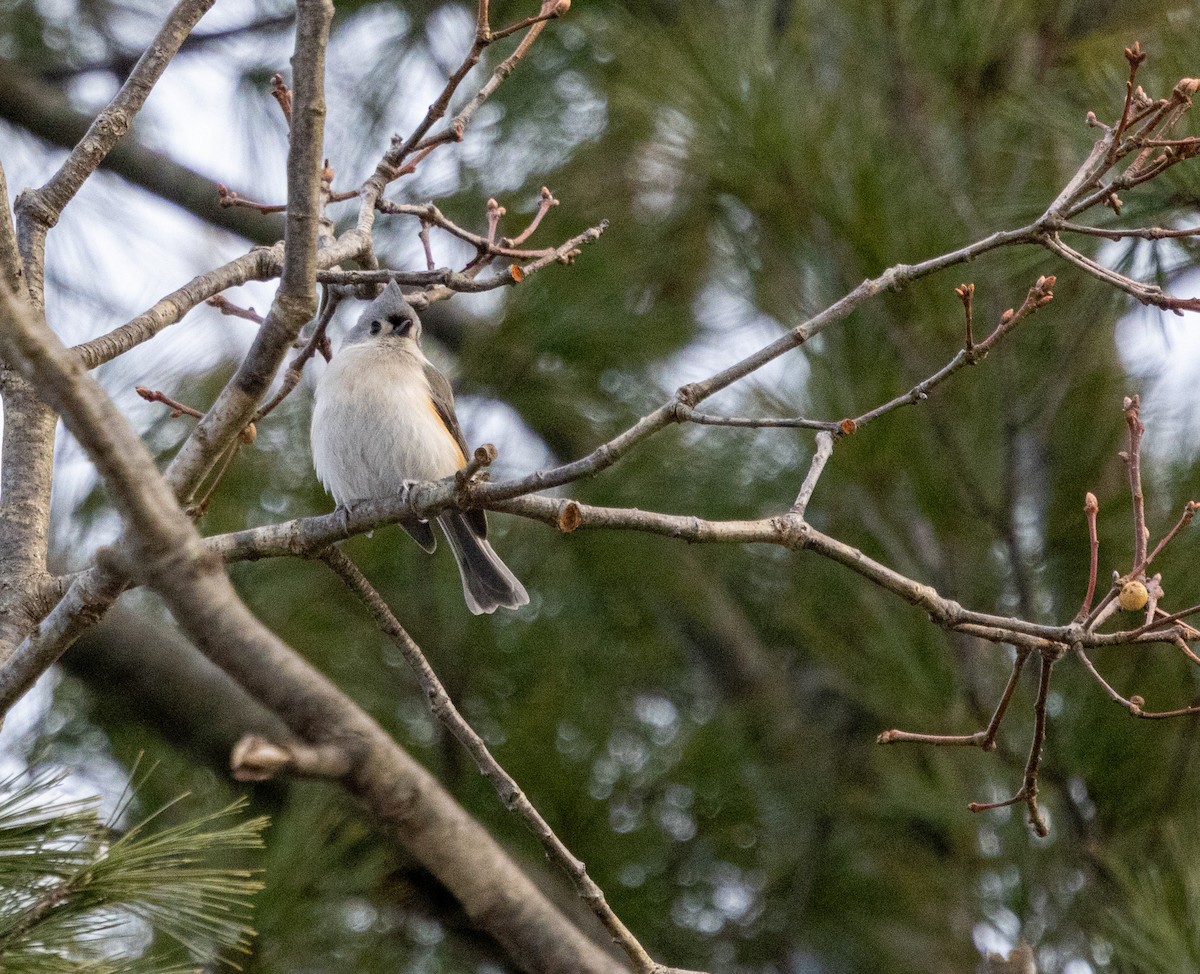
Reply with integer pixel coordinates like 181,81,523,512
0,767,266,973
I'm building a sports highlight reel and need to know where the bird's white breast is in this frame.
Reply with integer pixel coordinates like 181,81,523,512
311,342,465,506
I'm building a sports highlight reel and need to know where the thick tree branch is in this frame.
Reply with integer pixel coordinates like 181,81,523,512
164,0,333,502
0,162,20,293
0,161,55,657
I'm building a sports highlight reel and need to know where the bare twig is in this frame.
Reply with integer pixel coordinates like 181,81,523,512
319,546,667,974
846,277,1055,433
206,294,266,323
485,197,505,245
320,219,609,305
1040,233,1200,314
967,648,1057,836
956,282,974,352
190,439,244,518
421,0,570,151
270,72,292,125
1123,395,1149,569
1056,220,1200,241
791,432,834,518
1141,500,1199,572
502,186,559,246
136,386,204,420
879,647,1031,752
218,184,287,214
254,289,343,420
457,443,497,486
1109,42,1147,159
1077,492,1100,621
1173,635,1200,668
72,245,282,369
418,221,435,271
673,406,839,432
378,199,577,259
1074,644,1200,719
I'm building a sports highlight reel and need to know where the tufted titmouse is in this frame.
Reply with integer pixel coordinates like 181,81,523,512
310,281,530,614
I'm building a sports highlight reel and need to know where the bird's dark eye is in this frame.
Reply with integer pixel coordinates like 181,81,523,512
369,320,382,336
386,313,412,335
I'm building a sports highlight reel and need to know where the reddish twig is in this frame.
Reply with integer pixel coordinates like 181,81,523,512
217,184,287,214
136,385,204,420
1123,395,1148,570
418,221,435,271
377,199,573,260
1108,41,1147,161
1140,500,1199,572
134,383,256,517
389,144,439,180
1074,644,1200,719
672,280,1050,438
255,290,343,421
955,282,974,353
379,0,567,182
502,186,559,247
1077,492,1100,621
485,197,505,246
489,3,567,43
270,72,292,125
411,0,569,157
207,294,265,324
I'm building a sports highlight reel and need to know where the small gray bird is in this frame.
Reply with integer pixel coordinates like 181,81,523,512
311,281,529,614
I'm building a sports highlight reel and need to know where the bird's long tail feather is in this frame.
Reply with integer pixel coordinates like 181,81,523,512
439,513,529,615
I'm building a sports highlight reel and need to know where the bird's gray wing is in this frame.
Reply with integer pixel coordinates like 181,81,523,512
423,361,488,539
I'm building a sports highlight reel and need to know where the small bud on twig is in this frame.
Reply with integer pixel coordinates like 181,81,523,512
270,72,293,125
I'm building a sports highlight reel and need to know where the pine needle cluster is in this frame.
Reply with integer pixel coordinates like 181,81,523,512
0,767,267,974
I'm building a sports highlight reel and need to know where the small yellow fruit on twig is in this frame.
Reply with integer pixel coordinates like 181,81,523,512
1118,580,1149,612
